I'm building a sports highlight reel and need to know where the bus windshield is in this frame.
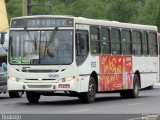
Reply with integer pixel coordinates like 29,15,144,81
9,30,73,65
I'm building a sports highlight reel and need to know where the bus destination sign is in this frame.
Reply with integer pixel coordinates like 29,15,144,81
11,18,74,28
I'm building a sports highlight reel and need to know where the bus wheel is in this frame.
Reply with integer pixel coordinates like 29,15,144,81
9,91,23,98
129,74,140,98
78,77,96,103
26,92,40,103
145,85,154,90
120,90,128,99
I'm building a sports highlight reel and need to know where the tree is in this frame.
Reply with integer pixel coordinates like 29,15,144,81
5,0,160,31
106,0,138,22
82,0,106,19
6,0,22,21
135,0,160,31
153,0,160,31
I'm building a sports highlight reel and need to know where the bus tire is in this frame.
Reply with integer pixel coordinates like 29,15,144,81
26,92,40,103
9,91,23,98
120,90,128,99
129,74,140,98
145,85,154,90
78,77,96,103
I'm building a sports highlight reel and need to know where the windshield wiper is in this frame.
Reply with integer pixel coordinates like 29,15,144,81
47,27,58,47
43,27,58,56
9,36,13,57
34,35,37,54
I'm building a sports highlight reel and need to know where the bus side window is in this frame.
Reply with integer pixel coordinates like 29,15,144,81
132,31,142,56
90,26,100,55
142,31,149,56
100,27,110,54
111,28,121,55
121,29,132,55
76,31,89,66
148,32,158,56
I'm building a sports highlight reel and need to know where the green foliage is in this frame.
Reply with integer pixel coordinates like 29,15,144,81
6,0,22,20
82,0,106,19
106,0,138,22
5,0,160,31
31,0,52,15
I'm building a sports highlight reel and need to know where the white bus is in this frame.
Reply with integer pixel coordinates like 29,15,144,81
158,33,160,83
7,15,159,103
0,32,23,98
0,32,7,95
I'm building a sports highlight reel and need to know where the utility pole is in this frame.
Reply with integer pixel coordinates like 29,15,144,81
22,0,32,16
27,0,32,16
22,0,27,16
23,0,52,16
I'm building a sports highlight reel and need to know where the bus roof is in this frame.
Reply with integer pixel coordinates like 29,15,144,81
74,17,157,31
11,15,157,31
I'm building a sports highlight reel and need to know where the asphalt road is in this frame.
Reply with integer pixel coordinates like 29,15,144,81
0,87,160,120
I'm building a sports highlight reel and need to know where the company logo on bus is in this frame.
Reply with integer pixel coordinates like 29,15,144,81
48,73,59,79
11,18,74,28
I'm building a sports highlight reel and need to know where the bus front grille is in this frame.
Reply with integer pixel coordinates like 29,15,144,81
22,70,59,73
42,79,56,80
25,79,56,81
25,79,38,81
27,85,52,88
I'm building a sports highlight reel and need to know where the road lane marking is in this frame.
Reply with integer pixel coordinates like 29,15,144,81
127,117,142,120
127,114,159,120
66,108,90,113
127,102,146,106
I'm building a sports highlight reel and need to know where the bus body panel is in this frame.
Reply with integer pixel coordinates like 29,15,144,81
76,24,99,92
77,55,100,92
132,56,158,88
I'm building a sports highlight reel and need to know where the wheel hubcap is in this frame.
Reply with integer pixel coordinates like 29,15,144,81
134,80,139,95
88,82,95,98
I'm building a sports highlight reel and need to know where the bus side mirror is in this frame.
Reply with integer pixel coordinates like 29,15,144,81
0,33,5,45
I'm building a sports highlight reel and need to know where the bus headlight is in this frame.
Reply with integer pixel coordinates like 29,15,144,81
9,76,16,81
62,76,76,82
9,76,20,82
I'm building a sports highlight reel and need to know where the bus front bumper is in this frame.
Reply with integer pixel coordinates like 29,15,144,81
7,79,79,92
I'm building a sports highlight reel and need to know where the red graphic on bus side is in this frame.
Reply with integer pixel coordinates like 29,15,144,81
99,56,132,91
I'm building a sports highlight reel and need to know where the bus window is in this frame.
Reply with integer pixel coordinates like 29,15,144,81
148,32,158,56
132,31,142,56
76,31,89,66
142,31,149,56
111,28,121,55
90,26,100,55
121,29,132,55
100,27,110,54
